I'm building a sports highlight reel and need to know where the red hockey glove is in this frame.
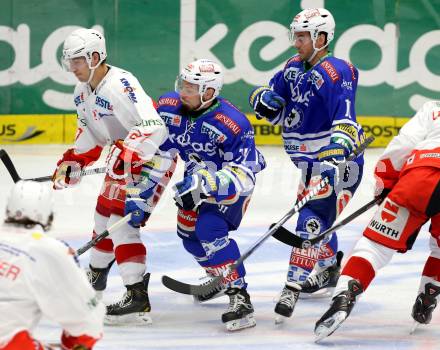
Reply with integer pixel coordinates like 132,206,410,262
106,140,143,180
52,146,102,190
61,330,100,349
373,158,400,204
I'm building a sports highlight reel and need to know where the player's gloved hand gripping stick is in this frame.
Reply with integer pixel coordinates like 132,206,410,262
161,136,374,297
0,149,107,183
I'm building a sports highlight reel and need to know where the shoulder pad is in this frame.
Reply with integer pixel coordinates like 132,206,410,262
343,60,357,81
319,60,340,83
158,96,180,108
214,112,242,135
284,55,302,69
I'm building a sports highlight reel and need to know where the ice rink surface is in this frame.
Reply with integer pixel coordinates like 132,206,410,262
0,145,438,349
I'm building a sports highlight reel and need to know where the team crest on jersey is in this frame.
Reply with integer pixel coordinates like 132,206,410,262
309,70,324,89
432,110,440,121
160,111,182,127
201,122,228,143
303,216,322,234
284,67,301,81
284,108,303,130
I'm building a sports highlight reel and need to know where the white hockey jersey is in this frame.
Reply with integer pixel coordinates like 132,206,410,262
0,227,105,346
73,65,167,160
375,101,440,188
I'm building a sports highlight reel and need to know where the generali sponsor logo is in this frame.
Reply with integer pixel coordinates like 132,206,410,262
214,113,241,135
320,61,340,82
158,97,179,107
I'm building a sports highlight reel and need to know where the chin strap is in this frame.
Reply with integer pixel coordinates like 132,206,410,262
195,95,216,111
307,40,330,63
86,59,106,84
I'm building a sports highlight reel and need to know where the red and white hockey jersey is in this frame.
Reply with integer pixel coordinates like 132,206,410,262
73,65,167,160
375,101,440,189
0,228,105,348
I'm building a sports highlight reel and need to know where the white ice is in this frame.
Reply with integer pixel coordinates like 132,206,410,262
0,145,438,349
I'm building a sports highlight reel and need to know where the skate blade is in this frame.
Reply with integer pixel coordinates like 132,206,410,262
104,312,153,326
299,288,333,299
314,311,347,343
225,314,256,331
95,290,103,301
275,315,288,325
409,321,420,334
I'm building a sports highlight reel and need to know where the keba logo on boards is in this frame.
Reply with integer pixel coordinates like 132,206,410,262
180,0,440,111
0,124,45,142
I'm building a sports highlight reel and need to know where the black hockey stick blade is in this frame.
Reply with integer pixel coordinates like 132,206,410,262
162,269,226,296
161,136,375,297
0,149,22,183
271,224,304,246
271,196,382,248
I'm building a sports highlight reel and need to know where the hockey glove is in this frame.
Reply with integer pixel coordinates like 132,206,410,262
61,331,98,350
318,142,350,187
374,186,392,205
52,146,102,190
124,182,154,228
249,86,286,120
173,169,217,211
106,140,143,180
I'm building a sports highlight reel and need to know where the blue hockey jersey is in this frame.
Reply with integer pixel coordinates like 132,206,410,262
157,92,266,200
269,54,364,165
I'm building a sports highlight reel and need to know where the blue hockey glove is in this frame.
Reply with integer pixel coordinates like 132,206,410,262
249,86,286,120
173,169,217,211
318,143,350,187
124,183,154,228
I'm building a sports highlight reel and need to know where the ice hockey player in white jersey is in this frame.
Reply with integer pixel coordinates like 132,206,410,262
0,180,105,350
315,101,440,341
52,28,175,326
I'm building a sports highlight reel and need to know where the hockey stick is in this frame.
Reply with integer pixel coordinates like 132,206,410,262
76,214,131,256
271,196,382,248
0,148,106,183
161,136,375,296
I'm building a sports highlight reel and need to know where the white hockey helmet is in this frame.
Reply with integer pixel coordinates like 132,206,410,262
61,28,107,72
5,181,54,231
175,59,224,108
289,8,335,54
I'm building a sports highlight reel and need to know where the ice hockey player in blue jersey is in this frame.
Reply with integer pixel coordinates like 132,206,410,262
249,8,365,323
125,58,266,331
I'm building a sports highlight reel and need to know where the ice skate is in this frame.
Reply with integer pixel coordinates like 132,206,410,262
222,288,256,331
301,251,343,294
86,259,115,300
314,279,363,342
410,282,440,332
104,273,152,326
274,282,301,324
